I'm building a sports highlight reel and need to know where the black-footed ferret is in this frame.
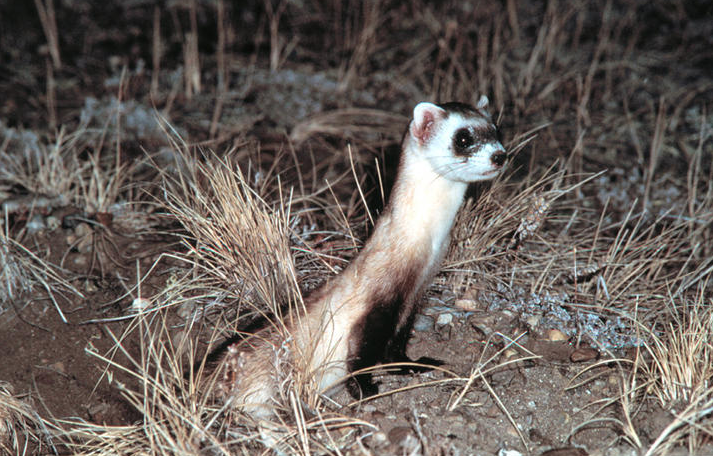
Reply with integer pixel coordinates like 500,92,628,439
217,96,507,419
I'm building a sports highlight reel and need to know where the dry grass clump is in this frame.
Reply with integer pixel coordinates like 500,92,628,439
0,119,145,321
151,137,380,452
58,309,228,455
60,305,376,455
0,232,36,308
623,289,713,456
0,382,56,455
0,124,81,206
0,121,135,216
0,229,83,324
160,138,301,324
650,297,713,409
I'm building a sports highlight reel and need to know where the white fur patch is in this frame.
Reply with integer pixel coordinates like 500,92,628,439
413,110,505,183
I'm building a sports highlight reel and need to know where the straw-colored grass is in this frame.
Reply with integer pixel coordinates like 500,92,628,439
0,382,56,455
159,137,302,325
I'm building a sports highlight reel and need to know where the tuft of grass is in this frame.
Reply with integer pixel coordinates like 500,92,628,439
0,382,56,456
0,231,35,309
633,289,713,456
0,113,145,219
0,228,83,324
59,308,230,455
62,301,378,455
160,137,302,325
0,126,82,207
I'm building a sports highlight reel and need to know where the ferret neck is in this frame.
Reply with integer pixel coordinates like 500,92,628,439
385,150,468,247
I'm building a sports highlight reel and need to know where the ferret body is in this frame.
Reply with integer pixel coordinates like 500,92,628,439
218,96,506,419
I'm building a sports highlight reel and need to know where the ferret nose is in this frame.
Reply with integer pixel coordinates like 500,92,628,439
491,150,507,167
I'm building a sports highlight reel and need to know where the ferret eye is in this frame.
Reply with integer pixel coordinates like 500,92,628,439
454,129,474,152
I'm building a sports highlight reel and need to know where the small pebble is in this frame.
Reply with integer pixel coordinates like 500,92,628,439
46,215,60,230
87,402,110,422
371,431,388,444
413,314,433,332
172,330,190,356
547,329,568,341
177,300,197,319
84,281,98,293
49,361,66,375
570,347,599,363
26,214,46,234
361,404,377,413
74,223,93,253
435,312,453,326
453,298,478,311
131,297,151,312
436,322,451,340
75,222,92,237
498,447,523,456
526,315,540,328
421,305,470,319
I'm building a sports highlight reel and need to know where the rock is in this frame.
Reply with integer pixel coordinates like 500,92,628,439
570,347,599,363
413,314,433,332
526,315,540,328
74,223,93,253
176,299,197,319
387,426,419,452
546,329,568,341
26,214,46,234
435,312,453,326
498,448,524,456
75,222,92,237
453,298,478,311
84,280,98,293
49,361,66,375
435,329,452,341
130,297,151,312
46,215,60,230
371,431,388,445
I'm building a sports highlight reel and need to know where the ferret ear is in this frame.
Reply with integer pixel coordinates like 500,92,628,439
410,102,446,145
476,95,490,111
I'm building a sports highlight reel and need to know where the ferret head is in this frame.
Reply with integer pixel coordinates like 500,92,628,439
407,96,507,183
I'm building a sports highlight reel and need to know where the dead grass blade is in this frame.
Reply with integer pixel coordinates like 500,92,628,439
0,228,83,324
0,382,57,456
